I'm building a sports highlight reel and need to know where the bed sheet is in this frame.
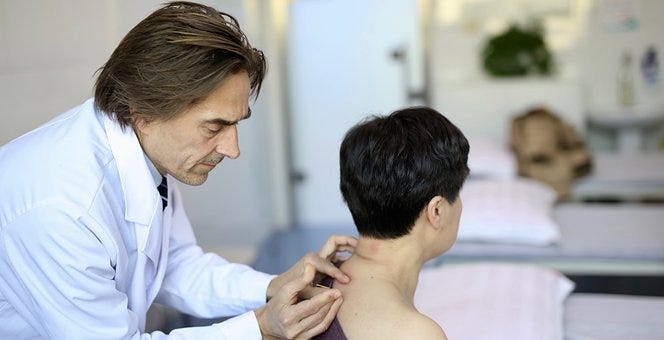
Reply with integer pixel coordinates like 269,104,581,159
565,293,664,340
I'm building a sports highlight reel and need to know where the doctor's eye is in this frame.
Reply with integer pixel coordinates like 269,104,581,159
205,125,229,135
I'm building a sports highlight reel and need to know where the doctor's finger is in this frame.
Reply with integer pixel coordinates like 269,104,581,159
309,255,351,284
318,235,358,260
287,289,340,334
296,296,344,339
276,264,316,305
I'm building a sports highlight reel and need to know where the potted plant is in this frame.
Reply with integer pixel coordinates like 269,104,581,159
481,22,554,77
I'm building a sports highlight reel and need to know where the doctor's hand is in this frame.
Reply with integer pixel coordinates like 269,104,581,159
255,235,355,338
267,235,356,301
318,234,357,263
255,264,343,339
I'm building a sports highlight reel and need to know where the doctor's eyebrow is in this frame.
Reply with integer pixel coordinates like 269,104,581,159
205,108,252,126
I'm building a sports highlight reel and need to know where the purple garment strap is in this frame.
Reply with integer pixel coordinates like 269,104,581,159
312,261,347,340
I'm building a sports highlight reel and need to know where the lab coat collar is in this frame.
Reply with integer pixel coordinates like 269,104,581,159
101,109,160,225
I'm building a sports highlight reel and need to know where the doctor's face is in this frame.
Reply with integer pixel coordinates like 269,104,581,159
134,70,251,185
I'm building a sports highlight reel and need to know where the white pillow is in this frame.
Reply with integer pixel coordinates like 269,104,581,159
414,262,574,340
467,137,517,179
457,178,560,245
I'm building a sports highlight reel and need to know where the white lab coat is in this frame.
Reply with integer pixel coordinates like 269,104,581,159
0,99,274,339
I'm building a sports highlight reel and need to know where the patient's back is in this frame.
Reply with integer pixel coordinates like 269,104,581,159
331,262,447,340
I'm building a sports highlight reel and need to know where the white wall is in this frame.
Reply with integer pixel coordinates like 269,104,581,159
0,0,288,247
0,1,112,144
287,0,424,228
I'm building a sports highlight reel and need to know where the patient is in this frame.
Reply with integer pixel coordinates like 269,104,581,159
314,107,469,340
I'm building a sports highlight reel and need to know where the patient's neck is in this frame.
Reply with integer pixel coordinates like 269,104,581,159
345,235,427,301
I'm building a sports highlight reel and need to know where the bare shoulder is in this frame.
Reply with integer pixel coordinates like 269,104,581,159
337,289,447,339
398,313,447,340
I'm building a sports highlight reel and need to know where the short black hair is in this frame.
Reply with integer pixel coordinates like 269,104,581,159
339,107,469,239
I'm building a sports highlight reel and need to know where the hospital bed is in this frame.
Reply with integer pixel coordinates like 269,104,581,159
413,262,664,340
456,135,664,274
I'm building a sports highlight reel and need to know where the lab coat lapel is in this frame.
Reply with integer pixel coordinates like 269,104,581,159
102,114,167,310
145,177,174,304
102,114,159,226
140,207,163,282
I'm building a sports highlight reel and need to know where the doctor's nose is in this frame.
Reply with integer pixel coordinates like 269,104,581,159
215,126,240,159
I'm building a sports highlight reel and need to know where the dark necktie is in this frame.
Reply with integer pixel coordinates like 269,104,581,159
158,176,168,210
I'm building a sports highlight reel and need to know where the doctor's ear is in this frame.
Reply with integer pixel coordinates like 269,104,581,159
128,107,140,124
425,196,446,230
130,109,153,133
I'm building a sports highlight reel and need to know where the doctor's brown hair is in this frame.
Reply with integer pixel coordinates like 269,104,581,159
94,1,266,128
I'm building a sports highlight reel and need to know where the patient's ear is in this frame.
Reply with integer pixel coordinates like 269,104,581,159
425,196,447,231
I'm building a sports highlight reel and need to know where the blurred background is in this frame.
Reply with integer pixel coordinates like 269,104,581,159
2,0,663,264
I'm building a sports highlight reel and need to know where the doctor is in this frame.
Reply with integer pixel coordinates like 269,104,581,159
0,2,355,339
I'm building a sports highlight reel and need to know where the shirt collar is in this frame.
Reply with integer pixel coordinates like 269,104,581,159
144,153,162,187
